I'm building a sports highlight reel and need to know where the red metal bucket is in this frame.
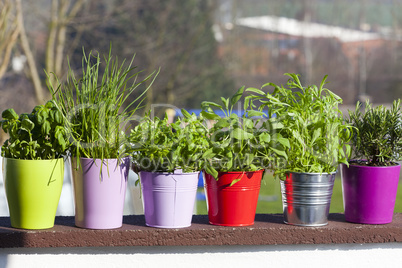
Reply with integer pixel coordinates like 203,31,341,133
203,170,263,226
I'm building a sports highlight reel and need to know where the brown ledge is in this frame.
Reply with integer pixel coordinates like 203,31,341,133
0,213,401,248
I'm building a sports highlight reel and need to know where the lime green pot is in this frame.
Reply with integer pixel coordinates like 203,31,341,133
3,157,64,229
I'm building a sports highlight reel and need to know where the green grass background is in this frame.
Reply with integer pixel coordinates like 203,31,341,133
196,172,402,215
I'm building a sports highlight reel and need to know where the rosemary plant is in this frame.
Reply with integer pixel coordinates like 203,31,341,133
48,49,157,162
347,99,402,166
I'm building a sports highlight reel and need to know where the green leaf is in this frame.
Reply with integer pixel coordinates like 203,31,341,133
39,109,49,122
221,97,229,110
271,147,288,159
205,165,218,180
36,109,44,124
0,119,10,132
201,101,223,110
229,178,242,187
181,108,192,119
229,113,239,119
1,109,18,120
270,121,284,130
243,118,254,129
41,120,51,135
259,132,271,143
247,110,266,117
214,118,230,128
231,128,254,140
201,111,221,120
229,86,245,107
225,158,233,170
250,164,257,170
54,110,63,124
311,128,322,145
45,100,56,109
57,133,66,150
244,153,254,166
245,87,265,96
21,118,35,132
202,148,215,159
276,137,290,148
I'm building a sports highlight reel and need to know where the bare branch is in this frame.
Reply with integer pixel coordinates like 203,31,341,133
46,0,59,75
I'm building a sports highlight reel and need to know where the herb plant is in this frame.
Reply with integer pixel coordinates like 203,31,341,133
48,49,157,163
246,73,352,178
347,99,402,166
200,86,289,180
1,101,68,160
129,109,209,173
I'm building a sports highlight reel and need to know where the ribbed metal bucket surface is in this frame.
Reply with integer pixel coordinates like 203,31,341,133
280,172,336,226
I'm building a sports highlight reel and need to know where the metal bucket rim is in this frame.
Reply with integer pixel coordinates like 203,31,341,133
285,171,337,176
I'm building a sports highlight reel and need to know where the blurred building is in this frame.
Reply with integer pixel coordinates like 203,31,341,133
215,13,402,104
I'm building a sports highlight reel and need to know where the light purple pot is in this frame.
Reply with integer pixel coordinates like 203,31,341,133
340,162,400,224
140,170,199,228
72,157,129,229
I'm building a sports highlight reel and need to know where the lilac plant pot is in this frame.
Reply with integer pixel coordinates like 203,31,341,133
340,162,400,224
71,157,129,229
140,170,199,228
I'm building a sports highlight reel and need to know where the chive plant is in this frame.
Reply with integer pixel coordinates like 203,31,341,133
48,49,157,163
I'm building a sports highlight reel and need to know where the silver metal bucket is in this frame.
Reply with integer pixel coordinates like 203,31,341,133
280,172,336,226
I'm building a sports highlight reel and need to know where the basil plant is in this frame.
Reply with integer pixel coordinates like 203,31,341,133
1,100,69,160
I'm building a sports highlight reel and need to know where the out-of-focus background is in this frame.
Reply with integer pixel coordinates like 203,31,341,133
1,0,402,216
2,0,402,115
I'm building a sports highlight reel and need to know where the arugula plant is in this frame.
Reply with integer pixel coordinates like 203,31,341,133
1,101,69,160
246,73,352,179
347,99,402,166
200,86,289,180
48,48,157,164
129,109,209,173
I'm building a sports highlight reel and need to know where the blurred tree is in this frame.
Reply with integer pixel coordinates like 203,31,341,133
0,0,19,79
2,0,234,111
74,0,234,110
45,0,87,84
2,0,92,104
15,0,45,103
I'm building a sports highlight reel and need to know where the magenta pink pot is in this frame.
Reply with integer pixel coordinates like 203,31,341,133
140,170,199,228
340,162,400,224
71,157,129,229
